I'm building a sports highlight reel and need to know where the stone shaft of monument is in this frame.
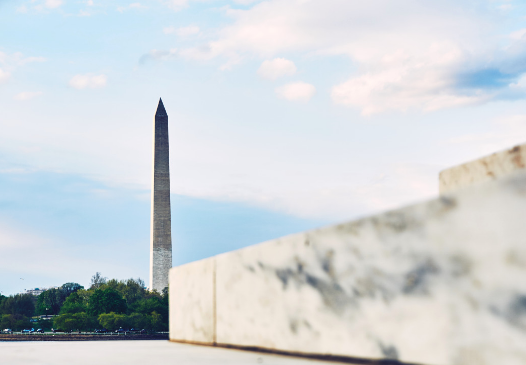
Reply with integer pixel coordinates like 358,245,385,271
150,98,172,292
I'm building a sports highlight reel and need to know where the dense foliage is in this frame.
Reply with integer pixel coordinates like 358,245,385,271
0,274,168,332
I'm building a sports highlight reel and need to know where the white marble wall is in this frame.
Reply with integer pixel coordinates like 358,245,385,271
169,258,215,344
439,143,526,194
170,172,526,365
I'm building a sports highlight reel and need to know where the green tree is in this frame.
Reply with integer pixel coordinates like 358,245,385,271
88,288,126,316
53,312,92,331
117,279,146,308
0,294,6,310
98,312,127,331
60,291,88,314
1,314,31,331
36,288,66,315
0,294,35,317
149,311,164,331
127,312,148,329
89,272,107,290
129,297,163,315
60,282,84,296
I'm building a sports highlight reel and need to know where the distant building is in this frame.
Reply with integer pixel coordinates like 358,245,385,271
22,283,83,296
21,286,57,297
25,288,51,296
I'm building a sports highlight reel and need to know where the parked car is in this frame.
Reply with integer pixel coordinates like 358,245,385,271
21,329,33,334
114,327,127,334
2,329,13,334
51,328,64,333
94,329,108,333
35,329,45,334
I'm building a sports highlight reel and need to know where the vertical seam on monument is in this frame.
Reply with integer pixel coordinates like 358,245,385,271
213,258,217,345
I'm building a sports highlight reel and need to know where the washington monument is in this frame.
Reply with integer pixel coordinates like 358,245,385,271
150,98,172,292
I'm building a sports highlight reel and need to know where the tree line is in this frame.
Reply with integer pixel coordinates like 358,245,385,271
0,273,168,332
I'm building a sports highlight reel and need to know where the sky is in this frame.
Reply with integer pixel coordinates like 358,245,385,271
1,0,526,294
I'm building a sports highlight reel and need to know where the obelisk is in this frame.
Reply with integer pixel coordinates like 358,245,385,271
150,98,172,292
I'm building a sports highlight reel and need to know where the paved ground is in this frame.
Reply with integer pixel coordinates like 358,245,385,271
0,340,342,365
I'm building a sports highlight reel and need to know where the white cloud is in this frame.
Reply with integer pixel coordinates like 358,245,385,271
30,0,64,10
510,28,526,40
45,0,63,9
257,58,296,80
177,25,200,37
163,0,188,11
0,68,10,83
275,82,315,102
233,0,260,4
163,26,176,34
0,52,45,84
139,49,178,64
331,43,488,115
174,0,526,114
164,25,200,37
117,2,146,12
444,114,526,158
14,91,43,101
0,52,46,67
18,56,46,65
87,0,94,5
69,74,107,89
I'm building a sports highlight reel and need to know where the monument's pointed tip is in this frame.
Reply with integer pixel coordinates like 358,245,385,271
155,97,167,116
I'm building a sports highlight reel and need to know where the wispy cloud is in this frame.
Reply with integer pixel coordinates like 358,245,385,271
139,49,178,64
444,114,526,157
164,25,200,37
45,0,63,9
14,91,43,101
170,0,526,114
69,74,107,89
0,68,10,84
257,58,296,80
28,0,64,11
275,82,315,102
117,2,147,12
0,51,45,84
162,0,188,11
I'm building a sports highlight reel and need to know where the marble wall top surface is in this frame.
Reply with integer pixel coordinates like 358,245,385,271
439,142,526,194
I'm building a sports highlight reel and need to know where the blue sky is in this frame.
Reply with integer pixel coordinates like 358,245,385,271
1,0,526,294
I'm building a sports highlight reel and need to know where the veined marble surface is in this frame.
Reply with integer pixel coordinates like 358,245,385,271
169,257,214,344
439,142,526,194
170,172,526,365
